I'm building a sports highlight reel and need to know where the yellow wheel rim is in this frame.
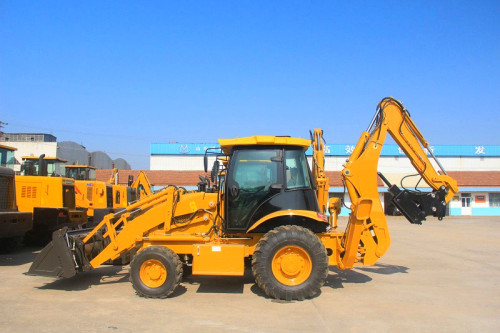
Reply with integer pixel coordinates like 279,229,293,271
272,245,312,286
140,259,167,288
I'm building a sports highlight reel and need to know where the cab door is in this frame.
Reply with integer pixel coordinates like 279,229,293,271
225,148,282,231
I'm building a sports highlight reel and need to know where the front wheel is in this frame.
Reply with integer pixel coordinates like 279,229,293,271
129,246,183,298
252,225,328,301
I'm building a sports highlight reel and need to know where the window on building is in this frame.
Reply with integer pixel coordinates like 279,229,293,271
489,193,500,207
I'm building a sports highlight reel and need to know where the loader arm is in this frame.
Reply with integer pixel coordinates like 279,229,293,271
339,97,458,268
28,186,217,278
131,171,153,199
108,168,118,185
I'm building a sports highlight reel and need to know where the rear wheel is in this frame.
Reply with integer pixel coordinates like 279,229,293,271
252,225,328,301
130,246,182,298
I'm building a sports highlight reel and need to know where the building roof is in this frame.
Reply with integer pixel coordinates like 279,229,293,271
0,144,16,151
96,169,208,187
1,133,57,142
447,171,500,187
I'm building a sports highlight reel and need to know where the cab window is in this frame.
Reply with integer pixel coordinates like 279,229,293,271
285,149,311,189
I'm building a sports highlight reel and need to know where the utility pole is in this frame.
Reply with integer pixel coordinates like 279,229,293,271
0,121,8,137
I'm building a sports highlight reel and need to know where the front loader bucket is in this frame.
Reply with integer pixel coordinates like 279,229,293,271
27,228,77,278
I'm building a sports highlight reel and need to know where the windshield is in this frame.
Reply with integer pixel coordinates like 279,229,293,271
65,167,96,180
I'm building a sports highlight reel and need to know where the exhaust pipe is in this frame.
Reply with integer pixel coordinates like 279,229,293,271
38,154,47,177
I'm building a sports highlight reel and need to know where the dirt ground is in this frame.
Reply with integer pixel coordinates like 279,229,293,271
0,216,499,332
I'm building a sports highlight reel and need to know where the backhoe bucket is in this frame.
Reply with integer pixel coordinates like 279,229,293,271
27,228,77,278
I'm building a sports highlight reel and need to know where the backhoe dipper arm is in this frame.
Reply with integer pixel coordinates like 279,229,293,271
339,97,458,267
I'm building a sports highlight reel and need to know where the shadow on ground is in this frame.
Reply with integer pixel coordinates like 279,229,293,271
35,266,129,291
183,267,255,295
0,246,41,266
325,263,409,289
356,263,409,275
26,259,409,298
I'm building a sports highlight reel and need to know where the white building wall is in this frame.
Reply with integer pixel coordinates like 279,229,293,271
150,155,217,171
322,156,500,172
152,155,500,172
7,142,58,172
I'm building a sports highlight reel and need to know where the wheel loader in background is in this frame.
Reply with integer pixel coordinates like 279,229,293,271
0,167,32,252
16,156,87,244
28,97,459,301
64,165,152,222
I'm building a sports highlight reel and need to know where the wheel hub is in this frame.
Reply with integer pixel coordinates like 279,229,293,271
272,245,312,286
140,259,167,288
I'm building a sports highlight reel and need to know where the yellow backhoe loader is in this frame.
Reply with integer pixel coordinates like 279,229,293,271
29,97,458,300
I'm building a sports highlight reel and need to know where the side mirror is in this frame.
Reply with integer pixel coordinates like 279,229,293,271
204,154,208,173
211,160,220,183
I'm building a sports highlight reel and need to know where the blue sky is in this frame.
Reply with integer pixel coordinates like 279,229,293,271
1,1,499,169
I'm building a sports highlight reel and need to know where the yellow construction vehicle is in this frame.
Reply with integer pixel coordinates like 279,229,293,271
130,170,153,199
106,168,150,209
0,166,32,252
64,166,151,222
16,155,87,244
64,165,113,221
29,97,458,300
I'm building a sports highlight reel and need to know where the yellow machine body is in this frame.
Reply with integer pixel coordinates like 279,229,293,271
73,180,111,217
15,175,75,213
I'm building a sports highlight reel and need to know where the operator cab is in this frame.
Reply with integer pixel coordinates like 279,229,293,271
21,155,67,177
217,136,322,233
65,165,97,181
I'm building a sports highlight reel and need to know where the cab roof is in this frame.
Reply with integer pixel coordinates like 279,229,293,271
218,136,311,154
22,156,67,163
65,165,97,169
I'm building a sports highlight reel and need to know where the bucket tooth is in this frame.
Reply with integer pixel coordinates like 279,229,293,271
27,228,77,278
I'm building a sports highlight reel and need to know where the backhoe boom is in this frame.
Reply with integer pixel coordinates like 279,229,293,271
340,97,459,267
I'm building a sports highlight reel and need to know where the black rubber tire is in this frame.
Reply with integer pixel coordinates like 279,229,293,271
129,246,183,298
252,225,328,301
